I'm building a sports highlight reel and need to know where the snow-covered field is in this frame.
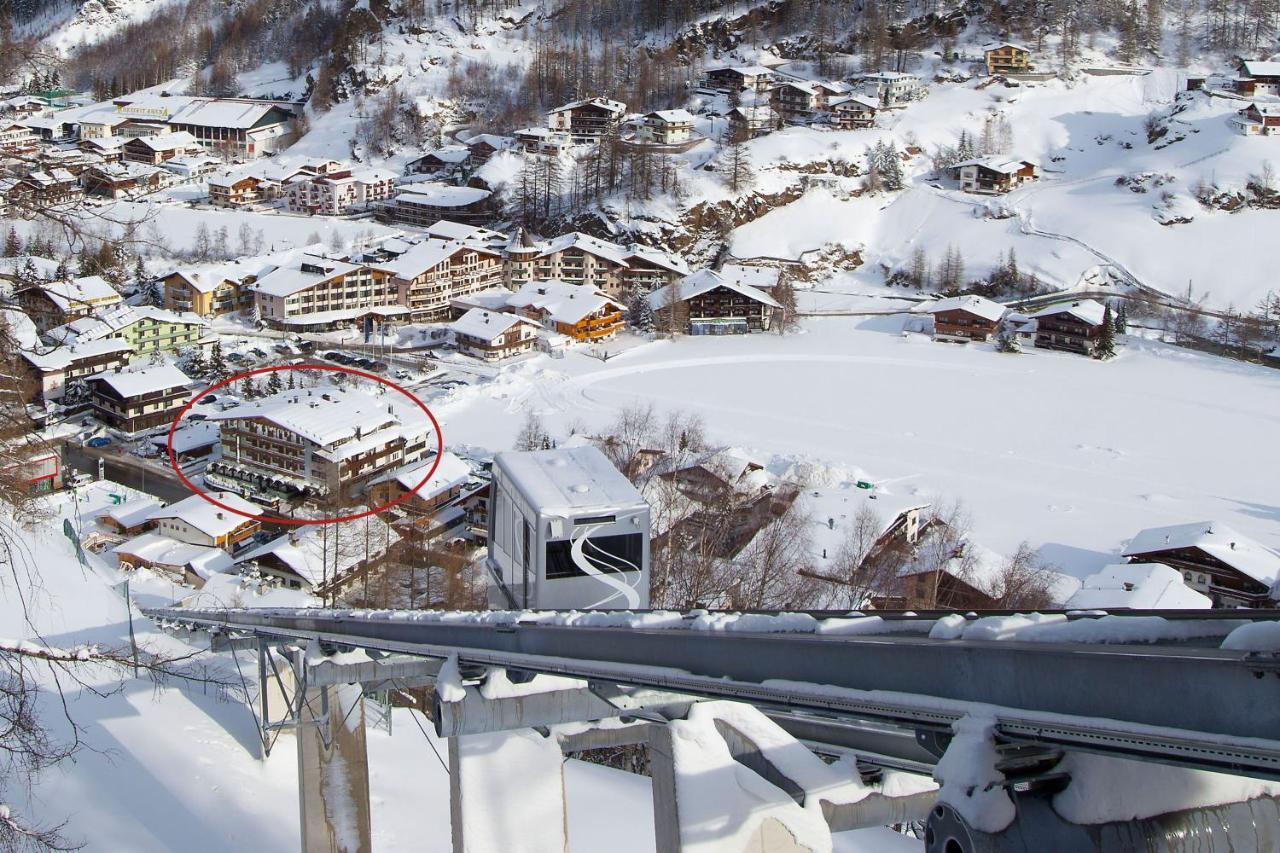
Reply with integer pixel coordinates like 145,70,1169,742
434,317,1280,578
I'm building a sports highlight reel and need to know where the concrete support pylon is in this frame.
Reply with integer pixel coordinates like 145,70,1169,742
648,722,684,853
295,648,373,853
448,728,569,853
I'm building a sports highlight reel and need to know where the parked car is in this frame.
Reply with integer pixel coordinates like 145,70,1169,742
87,436,112,448
323,351,342,361
196,394,219,406
188,413,208,421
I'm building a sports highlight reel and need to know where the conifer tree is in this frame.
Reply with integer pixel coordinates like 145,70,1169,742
2,227,19,257
266,371,284,397
208,340,229,382
1096,304,1117,359
1114,302,1128,334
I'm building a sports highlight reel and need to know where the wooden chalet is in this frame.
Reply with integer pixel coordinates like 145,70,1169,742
8,168,81,208
391,185,494,227
506,280,625,342
449,308,540,361
546,97,627,141
209,174,267,208
463,134,514,167
1234,60,1280,98
703,65,776,94
1030,299,1107,356
1232,102,1280,136
1122,521,1280,608
726,105,779,139
922,295,1007,343
829,95,879,129
86,364,191,434
122,132,200,166
950,157,1038,194
647,268,780,335
82,162,166,198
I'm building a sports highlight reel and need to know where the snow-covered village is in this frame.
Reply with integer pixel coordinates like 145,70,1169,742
2,0,1280,849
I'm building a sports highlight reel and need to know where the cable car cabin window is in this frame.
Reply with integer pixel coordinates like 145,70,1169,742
545,533,642,579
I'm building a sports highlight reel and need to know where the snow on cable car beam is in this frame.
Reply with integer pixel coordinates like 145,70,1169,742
144,607,1280,780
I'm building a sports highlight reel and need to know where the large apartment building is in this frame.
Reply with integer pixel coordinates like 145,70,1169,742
383,238,505,321
205,387,435,502
251,256,403,330
506,231,688,298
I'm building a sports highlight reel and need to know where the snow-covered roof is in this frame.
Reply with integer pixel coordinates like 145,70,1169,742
47,304,206,344
383,238,497,280
549,97,626,116
270,305,410,326
0,256,61,281
922,294,1007,322
168,99,290,129
395,184,491,207
149,492,262,535
113,532,233,578
860,71,919,81
646,109,695,123
727,105,778,121
1122,521,1280,586
1245,101,1280,116
533,232,631,266
508,280,625,325
720,264,781,290
235,519,400,587
494,446,645,517
101,496,165,530
252,256,362,297
464,133,514,149
91,161,165,181
830,94,880,110
0,309,42,349
1066,563,1212,610
708,65,775,77
90,364,190,398
648,269,781,311
449,307,533,341
129,131,198,152
31,276,121,312
369,450,472,497
982,41,1031,53
953,156,1037,174
1241,60,1280,78
208,387,430,451
20,337,132,371
1029,298,1107,326
626,244,691,275
416,145,469,164
425,220,507,243
151,420,220,454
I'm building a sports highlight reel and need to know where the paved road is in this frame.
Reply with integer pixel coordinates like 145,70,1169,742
63,443,193,503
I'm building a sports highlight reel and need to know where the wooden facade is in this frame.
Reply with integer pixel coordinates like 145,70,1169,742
984,43,1032,75
1122,546,1274,608
932,307,1001,342
88,376,189,433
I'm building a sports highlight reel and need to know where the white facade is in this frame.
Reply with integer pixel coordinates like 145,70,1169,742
487,447,650,611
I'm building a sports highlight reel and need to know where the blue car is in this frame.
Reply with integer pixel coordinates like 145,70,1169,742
86,437,112,448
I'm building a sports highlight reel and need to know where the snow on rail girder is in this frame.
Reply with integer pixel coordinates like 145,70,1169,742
144,606,1280,780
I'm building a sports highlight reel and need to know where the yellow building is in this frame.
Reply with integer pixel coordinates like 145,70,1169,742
983,42,1032,75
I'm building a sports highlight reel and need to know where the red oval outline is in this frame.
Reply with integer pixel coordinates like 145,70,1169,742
166,364,444,526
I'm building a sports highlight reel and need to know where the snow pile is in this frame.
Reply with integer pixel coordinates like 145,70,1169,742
479,667,587,699
929,613,1244,644
1220,621,1280,652
1053,752,1280,825
435,653,466,702
933,714,1015,834
668,703,835,852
